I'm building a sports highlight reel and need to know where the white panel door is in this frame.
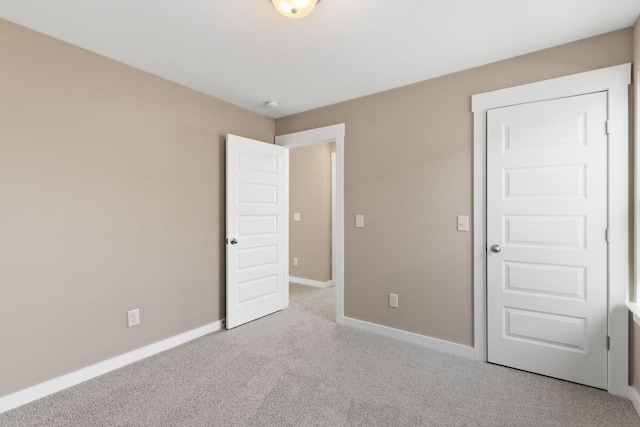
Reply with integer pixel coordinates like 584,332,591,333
226,134,287,329
487,92,608,389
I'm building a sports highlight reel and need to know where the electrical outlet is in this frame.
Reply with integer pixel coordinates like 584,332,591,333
389,293,399,308
293,257,299,266
128,309,140,327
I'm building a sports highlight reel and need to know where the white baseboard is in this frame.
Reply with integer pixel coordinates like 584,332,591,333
342,316,475,359
629,385,640,417
290,276,334,288
0,320,223,414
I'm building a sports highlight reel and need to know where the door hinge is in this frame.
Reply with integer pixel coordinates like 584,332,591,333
606,336,610,351
605,228,610,243
605,120,610,135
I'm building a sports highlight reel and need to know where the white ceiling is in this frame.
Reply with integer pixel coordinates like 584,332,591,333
1,0,639,119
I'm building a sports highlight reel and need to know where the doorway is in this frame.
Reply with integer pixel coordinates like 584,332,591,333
288,142,336,320
288,142,335,288
275,123,346,324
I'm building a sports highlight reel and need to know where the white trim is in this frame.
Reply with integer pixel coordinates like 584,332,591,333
471,64,631,111
331,151,336,284
0,321,222,414
472,64,631,397
276,124,345,147
635,62,640,304
276,123,346,324
284,147,290,308
342,316,475,359
290,276,334,288
629,386,640,417
627,302,640,326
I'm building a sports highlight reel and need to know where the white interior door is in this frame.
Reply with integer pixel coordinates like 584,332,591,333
487,92,608,389
226,134,287,329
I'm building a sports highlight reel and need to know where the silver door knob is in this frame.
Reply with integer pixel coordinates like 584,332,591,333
229,238,238,245
490,244,501,253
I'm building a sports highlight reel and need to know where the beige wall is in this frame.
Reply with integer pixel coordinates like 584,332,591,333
0,19,274,397
289,142,334,282
276,29,633,346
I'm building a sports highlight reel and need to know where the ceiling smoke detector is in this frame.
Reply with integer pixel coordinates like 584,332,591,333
266,101,280,109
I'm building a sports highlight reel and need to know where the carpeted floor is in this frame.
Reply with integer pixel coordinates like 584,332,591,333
1,283,639,426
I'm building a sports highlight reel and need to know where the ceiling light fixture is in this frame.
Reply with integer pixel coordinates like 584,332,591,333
269,0,320,19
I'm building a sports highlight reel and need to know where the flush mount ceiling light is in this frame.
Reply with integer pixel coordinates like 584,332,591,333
269,0,320,19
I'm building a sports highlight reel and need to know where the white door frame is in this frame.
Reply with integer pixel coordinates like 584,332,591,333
276,123,346,323
472,64,631,397
331,151,337,284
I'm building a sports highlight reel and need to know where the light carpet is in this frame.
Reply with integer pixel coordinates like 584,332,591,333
1,283,638,426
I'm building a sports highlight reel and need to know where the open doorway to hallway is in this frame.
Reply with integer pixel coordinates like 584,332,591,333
288,141,336,321
276,123,345,324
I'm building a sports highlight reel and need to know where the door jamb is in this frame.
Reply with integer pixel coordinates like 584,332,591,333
471,64,631,397
331,151,337,284
275,124,346,323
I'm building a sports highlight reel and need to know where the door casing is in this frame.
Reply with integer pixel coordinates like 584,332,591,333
472,64,631,397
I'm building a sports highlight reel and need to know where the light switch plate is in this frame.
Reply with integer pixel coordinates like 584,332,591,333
294,212,301,221
355,214,364,228
457,215,469,232
389,293,399,308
